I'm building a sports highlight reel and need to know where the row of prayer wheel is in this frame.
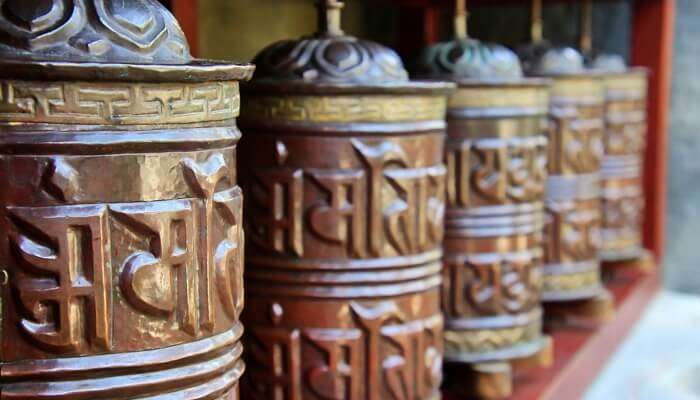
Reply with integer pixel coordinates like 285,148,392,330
0,0,647,399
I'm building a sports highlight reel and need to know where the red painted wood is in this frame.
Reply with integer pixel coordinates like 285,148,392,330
631,0,675,261
172,0,199,57
395,4,442,60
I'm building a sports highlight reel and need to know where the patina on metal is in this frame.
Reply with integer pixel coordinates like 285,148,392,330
0,1,254,398
519,0,605,302
239,1,453,398
580,1,649,263
414,0,550,370
595,63,648,262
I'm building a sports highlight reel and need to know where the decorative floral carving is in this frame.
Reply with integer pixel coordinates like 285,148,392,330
253,36,408,85
0,0,190,63
415,38,522,80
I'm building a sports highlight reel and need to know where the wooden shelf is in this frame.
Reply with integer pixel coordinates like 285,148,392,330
443,269,661,399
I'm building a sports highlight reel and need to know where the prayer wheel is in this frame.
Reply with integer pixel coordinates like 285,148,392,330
592,57,649,263
521,47,606,302
0,1,253,398
415,28,550,367
238,1,453,398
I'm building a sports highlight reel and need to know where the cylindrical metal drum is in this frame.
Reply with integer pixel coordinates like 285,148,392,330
442,80,550,362
239,2,453,399
415,37,551,365
521,47,606,302
598,68,648,262
542,72,605,301
0,1,253,398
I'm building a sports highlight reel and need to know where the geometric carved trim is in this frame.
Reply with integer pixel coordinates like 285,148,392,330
542,268,600,295
444,317,541,354
0,80,240,125
449,85,549,110
550,76,605,103
243,95,447,123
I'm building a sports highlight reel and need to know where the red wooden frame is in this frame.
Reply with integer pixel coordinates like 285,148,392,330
633,0,674,261
171,0,199,56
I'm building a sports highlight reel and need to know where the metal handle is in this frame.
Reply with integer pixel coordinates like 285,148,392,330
531,0,543,42
315,0,344,37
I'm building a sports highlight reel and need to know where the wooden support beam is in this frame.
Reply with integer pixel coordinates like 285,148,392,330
631,0,675,261
172,0,199,57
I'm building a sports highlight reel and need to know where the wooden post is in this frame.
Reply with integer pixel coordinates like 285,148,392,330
631,0,675,262
172,0,200,57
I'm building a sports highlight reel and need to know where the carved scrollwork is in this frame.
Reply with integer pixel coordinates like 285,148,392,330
8,204,112,354
253,36,408,85
0,0,190,63
415,38,522,80
446,137,547,207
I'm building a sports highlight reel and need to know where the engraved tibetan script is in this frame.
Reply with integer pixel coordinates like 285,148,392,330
446,137,547,207
307,169,366,258
246,301,442,400
249,141,304,256
9,205,112,353
112,200,199,335
6,156,245,354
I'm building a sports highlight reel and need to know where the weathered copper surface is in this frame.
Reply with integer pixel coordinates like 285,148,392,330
415,24,551,366
519,37,606,302
440,80,550,363
239,2,453,398
0,1,254,398
598,69,649,262
541,73,605,301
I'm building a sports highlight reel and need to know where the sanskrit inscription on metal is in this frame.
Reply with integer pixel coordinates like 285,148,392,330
240,92,450,400
239,2,453,398
0,1,254,399
440,82,550,363
543,75,605,301
599,70,648,262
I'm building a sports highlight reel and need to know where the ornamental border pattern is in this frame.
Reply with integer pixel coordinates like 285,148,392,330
542,269,600,293
449,86,549,110
0,80,240,125
242,95,447,123
444,319,541,353
551,77,605,101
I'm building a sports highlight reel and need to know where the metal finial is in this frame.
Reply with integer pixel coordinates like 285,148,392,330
580,0,593,56
454,0,468,40
316,0,344,37
531,0,543,42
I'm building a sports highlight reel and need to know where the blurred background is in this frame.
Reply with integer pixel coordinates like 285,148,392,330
183,0,698,295
160,0,697,398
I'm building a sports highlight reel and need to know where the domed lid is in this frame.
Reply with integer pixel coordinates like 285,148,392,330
251,0,409,87
590,53,627,73
416,39,522,80
0,0,254,82
414,1,522,81
519,43,585,76
517,0,586,76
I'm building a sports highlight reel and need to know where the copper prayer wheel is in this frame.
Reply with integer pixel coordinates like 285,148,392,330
592,59,649,262
415,20,550,366
0,1,253,398
520,47,606,302
238,2,453,398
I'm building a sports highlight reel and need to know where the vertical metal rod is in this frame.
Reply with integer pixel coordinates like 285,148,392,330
531,0,543,42
580,0,593,55
316,0,344,36
454,0,468,40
